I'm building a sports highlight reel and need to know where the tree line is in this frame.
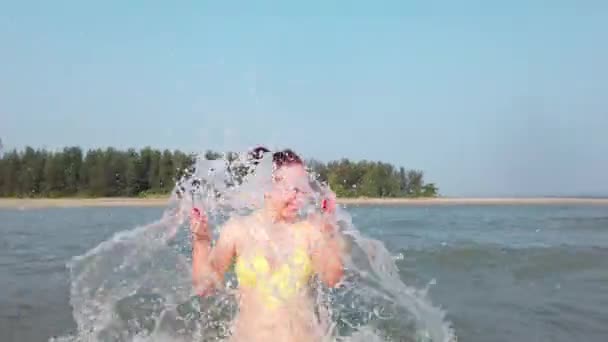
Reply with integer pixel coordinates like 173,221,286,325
0,146,439,198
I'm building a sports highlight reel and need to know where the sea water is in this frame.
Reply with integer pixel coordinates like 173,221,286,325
1,171,608,341
29,150,455,342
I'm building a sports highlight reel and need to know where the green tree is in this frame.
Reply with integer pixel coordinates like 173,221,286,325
358,162,400,197
0,145,439,198
379,162,401,197
422,183,439,197
124,149,142,196
78,150,90,195
2,150,21,197
63,147,83,196
399,167,408,194
158,149,175,192
326,159,366,197
18,147,46,197
82,149,106,196
139,147,154,192
0,157,4,196
171,150,190,181
148,150,162,193
406,170,424,196
43,152,66,197
307,159,328,183
104,148,128,196
204,150,222,160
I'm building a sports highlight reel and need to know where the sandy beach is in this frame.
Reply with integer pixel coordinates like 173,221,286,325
1,196,608,209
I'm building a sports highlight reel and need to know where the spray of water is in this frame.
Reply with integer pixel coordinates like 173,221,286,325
53,149,456,342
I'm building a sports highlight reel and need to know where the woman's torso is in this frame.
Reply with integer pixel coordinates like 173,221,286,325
228,212,327,341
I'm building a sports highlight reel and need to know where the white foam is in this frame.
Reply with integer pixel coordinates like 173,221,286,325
56,149,456,342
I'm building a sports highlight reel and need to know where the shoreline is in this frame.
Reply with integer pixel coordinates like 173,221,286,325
1,197,608,209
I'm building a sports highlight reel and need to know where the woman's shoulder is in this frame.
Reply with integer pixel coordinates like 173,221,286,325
220,210,263,235
295,219,316,230
294,218,322,240
301,212,325,228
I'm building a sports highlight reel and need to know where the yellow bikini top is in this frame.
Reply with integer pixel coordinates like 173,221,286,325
234,226,313,309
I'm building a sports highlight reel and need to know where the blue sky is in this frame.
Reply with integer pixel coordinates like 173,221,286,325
1,1,607,196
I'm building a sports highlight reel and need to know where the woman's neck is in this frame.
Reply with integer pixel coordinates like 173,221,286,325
263,202,296,225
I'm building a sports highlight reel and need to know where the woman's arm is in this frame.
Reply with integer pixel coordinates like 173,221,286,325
190,209,238,295
308,211,345,288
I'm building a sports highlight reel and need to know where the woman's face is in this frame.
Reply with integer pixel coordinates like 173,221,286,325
268,164,312,221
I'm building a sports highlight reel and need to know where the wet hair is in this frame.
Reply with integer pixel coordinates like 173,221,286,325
249,146,303,169
249,146,270,161
250,146,322,195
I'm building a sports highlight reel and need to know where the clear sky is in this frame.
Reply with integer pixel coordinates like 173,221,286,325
1,1,607,196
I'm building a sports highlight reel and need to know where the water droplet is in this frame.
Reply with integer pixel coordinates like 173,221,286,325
416,330,433,342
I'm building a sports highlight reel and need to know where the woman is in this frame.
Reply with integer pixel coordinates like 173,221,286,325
189,147,345,342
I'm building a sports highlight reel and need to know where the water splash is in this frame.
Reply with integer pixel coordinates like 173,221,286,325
54,149,456,342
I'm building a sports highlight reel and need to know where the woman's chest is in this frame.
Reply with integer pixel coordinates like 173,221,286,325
236,225,310,268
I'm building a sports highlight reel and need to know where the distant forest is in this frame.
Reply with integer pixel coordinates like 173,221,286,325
0,146,439,198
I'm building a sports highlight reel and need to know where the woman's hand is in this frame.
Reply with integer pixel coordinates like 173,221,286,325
309,192,345,287
321,192,337,216
190,207,218,296
319,192,339,237
190,207,210,242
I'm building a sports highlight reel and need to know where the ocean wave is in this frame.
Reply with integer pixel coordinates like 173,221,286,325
396,244,608,279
